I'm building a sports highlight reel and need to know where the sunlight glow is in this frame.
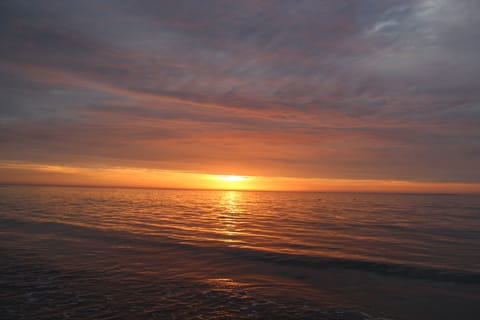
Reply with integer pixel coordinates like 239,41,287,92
1,161,479,193
217,175,248,182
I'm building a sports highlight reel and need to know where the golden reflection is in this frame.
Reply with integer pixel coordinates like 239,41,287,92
216,191,244,244
206,277,245,289
221,191,240,214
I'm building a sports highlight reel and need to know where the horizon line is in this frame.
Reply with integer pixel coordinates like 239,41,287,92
1,182,476,196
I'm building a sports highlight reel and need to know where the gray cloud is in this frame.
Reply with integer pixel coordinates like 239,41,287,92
0,0,479,183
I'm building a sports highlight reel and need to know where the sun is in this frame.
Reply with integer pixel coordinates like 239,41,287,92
209,174,252,190
217,175,248,182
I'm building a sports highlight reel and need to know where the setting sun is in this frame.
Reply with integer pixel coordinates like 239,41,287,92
217,175,248,182
208,175,253,190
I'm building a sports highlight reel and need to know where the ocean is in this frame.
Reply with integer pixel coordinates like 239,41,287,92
1,186,479,319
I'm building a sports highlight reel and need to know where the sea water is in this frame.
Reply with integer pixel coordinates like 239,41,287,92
1,186,479,319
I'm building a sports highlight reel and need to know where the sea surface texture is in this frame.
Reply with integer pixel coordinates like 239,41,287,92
1,186,479,319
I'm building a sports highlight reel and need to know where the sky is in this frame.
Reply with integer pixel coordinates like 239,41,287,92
0,0,479,192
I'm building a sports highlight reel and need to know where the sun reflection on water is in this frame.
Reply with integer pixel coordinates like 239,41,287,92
216,191,244,244
221,191,241,214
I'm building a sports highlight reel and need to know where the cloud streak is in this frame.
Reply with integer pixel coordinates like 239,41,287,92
0,0,479,187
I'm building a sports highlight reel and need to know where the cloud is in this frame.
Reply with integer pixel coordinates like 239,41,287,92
0,0,479,184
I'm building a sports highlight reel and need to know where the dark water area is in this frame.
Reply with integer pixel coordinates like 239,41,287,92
1,186,479,319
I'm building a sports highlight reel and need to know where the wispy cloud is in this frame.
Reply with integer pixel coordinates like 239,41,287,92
1,0,479,186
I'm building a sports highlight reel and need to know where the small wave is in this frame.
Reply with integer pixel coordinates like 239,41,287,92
2,216,479,285
224,248,480,284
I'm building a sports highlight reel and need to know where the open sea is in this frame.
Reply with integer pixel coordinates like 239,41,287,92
1,185,479,319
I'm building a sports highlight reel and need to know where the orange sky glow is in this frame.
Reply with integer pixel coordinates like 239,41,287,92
1,1,479,193
1,162,479,194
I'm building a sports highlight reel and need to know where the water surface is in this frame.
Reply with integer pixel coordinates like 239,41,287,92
1,186,479,319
